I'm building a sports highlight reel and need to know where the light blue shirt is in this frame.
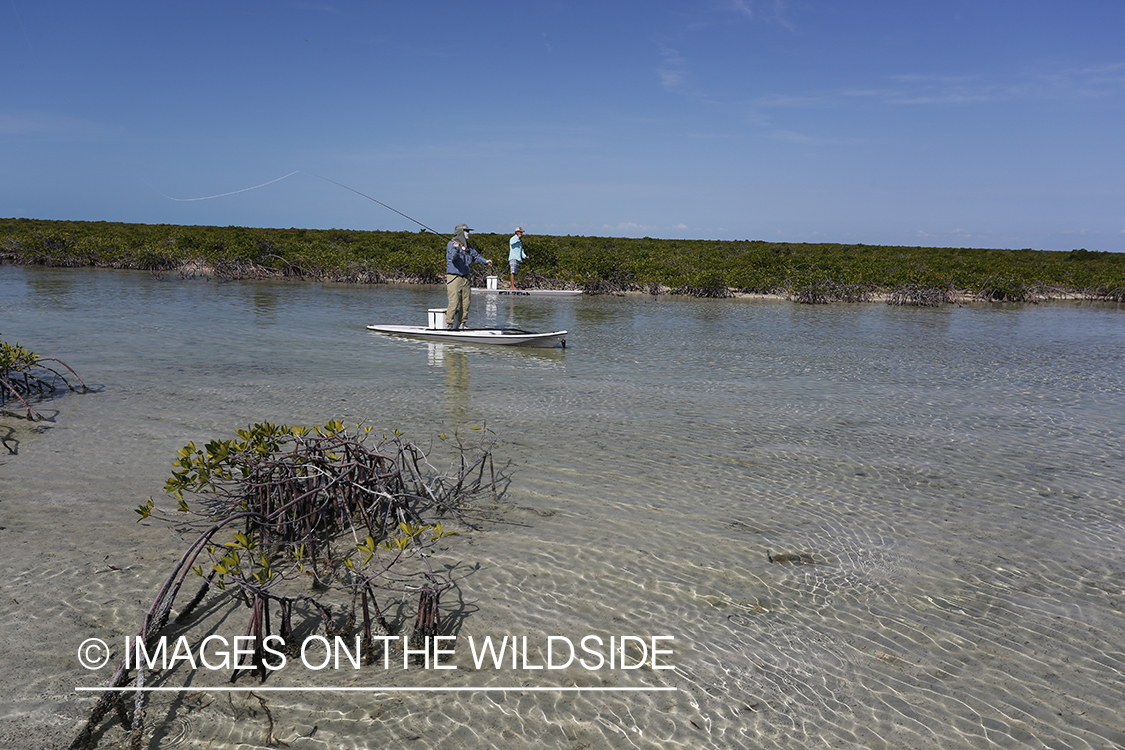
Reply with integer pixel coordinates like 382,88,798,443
509,234,526,261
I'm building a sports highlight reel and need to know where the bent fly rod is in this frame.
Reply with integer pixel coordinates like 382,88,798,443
148,170,442,235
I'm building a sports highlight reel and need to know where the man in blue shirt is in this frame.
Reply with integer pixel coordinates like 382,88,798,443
508,227,528,289
445,223,492,329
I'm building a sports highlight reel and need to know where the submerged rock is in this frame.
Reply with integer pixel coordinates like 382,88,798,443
767,550,815,564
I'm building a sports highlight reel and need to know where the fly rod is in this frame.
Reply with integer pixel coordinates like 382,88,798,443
148,170,443,235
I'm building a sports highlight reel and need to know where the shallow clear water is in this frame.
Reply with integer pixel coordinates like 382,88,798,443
2,265,1124,749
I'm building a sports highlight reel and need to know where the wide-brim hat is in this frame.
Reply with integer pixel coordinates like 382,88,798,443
454,223,473,232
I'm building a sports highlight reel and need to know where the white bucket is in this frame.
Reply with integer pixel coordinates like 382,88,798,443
427,308,447,329
486,275,499,290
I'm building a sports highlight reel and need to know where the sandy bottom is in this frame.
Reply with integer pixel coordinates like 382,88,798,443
3,267,1125,750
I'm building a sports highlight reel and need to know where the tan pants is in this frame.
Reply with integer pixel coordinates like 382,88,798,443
445,273,470,329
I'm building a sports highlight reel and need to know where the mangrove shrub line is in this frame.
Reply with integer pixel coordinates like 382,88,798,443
4,218,1124,302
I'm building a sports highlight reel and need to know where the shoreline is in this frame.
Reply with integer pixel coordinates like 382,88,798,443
6,258,1120,306
200,264,1125,306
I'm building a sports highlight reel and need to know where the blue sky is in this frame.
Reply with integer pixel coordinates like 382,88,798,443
4,1,1123,251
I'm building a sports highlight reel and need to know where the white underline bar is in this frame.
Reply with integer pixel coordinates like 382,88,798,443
76,686,677,693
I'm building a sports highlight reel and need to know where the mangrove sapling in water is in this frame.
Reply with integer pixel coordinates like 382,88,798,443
70,420,495,750
0,335,88,426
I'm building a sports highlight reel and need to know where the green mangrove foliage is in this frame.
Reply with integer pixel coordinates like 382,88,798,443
72,420,495,750
4,217,1125,302
0,335,87,427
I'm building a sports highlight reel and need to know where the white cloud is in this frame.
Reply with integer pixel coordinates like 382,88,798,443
752,92,835,108
660,69,689,90
0,112,118,139
607,221,658,233
727,0,753,21
656,45,708,101
723,0,793,30
1042,61,1125,98
0,114,39,135
889,74,977,85
886,91,997,105
739,61,1125,125
598,221,695,236
767,129,824,145
290,2,341,13
771,0,795,32
889,63,1125,105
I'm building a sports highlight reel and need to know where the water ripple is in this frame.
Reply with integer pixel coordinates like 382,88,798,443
3,267,1125,749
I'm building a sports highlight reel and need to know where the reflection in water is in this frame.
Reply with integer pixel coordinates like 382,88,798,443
482,292,498,323
26,273,79,298
426,341,444,366
481,292,520,329
250,285,281,322
443,347,470,424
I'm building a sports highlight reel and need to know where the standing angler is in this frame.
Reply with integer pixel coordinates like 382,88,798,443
445,223,492,329
508,226,528,290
